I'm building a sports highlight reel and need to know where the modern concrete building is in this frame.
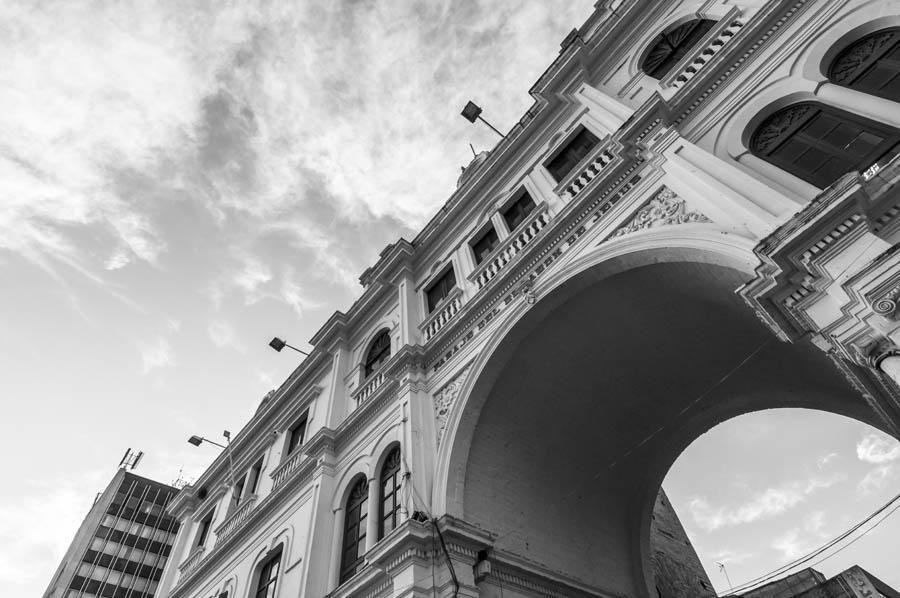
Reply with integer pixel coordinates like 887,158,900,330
731,566,900,598
43,468,180,598
157,1,900,597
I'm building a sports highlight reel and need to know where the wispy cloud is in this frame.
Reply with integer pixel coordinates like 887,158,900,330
772,529,817,560
688,475,844,532
711,548,754,565
208,320,245,352
858,464,896,495
139,337,175,374
856,433,900,464
817,452,838,469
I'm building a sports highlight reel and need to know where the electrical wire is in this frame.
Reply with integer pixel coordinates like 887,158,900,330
807,500,900,569
720,490,900,596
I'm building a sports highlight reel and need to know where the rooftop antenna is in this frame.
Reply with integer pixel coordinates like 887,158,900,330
469,143,477,158
118,448,144,471
460,101,504,138
716,561,734,591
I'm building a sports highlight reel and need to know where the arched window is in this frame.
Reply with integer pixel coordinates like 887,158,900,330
829,28,900,103
339,477,369,584
641,19,716,79
378,447,402,539
749,102,900,188
363,330,391,378
254,548,281,598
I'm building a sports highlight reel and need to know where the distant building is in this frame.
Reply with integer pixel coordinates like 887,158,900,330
43,468,180,598
732,567,900,598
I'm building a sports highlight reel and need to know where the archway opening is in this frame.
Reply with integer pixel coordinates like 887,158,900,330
661,409,900,596
442,251,894,598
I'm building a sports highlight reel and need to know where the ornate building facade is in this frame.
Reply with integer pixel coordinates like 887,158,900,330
157,1,900,597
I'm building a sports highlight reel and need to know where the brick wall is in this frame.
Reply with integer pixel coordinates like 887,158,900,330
649,489,716,598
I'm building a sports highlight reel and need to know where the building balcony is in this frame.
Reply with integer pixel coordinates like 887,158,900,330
469,203,551,291
270,450,305,493
420,287,463,342
214,495,257,546
352,370,385,407
664,12,745,90
557,144,616,201
177,545,205,578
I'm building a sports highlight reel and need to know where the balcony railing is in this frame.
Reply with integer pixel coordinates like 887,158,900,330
559,148,615,201
178,545,205,577
353,371,385,406
421,289,463,341
214,495,257,546
666,17,745,89
270,450,304,492
470,205,551,290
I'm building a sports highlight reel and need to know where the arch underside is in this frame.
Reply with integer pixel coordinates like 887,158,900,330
448,256,889,598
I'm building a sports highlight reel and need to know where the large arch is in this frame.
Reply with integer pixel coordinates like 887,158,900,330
435,231,895,598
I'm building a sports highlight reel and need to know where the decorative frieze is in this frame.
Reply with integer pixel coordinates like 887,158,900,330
433,364,473,445
612,187,710,237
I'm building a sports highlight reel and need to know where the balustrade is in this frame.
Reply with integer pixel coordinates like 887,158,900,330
214,495,257,545
271,451,303,492
178,545,205,577
668,19,744,89
353,371,385,406
471,206,551,290
561,149,615,200
422,292,462,341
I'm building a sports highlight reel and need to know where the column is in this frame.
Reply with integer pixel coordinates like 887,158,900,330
326,506,345,592
664,139,797,236
398,271,421,347
324,345,350,428
876,351,900,388
816,82,900,129
576,83,632,135
527,168,565,213
365,477,379,551
737,152,819,203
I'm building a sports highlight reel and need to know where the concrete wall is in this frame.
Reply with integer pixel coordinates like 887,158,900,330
648,490,716,598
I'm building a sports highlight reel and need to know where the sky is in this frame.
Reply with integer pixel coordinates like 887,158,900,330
0,2,898,597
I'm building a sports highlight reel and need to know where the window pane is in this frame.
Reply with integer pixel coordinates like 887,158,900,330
546,129,600,182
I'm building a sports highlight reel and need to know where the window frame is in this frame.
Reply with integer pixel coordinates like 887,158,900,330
500,191,537,232
285,413,308,458
339,476,370,584
749,101,900,188
378,447,403,539
363,329,392,379
424,266,458,314
543,126,601,184
254,549,282,598
828,27,900,103
469,224,500,265
640,18,717,80
195,509,215,549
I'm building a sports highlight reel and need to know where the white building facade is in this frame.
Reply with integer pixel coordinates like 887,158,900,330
159,1,900,597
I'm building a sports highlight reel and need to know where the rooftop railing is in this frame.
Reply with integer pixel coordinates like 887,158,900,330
421,288,463,342
470,204,551,290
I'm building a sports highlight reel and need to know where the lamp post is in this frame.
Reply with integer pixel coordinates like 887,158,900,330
460,101,504,138
188,431,239,506
268,337,310,356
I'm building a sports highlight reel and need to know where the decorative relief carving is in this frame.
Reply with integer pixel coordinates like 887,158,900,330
750,103,815,154
830,30,898,85
612,188,710,237
872,284,900,319
432,364,472,445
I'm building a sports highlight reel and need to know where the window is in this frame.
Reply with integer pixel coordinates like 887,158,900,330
195,510,214,548
255,551,281,598
641,19,716,79
829,28,900,103
749,102,900,188
247,459,264,496
470,226,499,265
379,447,402,539
287,414,308,456
425,267,457,314
339,477,369,584
501,192,537,231
545,128,600,183
363,330,391,378
231,477,246,510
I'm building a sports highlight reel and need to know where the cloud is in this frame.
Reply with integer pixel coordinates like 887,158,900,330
139,337,175,374
208,320,245,352
0,470,108,587
711,548,754,565
772,529,816,560
858,465,896,495
804,510,827,534
856,433,900,464
817,452,838,469
688,475,844,532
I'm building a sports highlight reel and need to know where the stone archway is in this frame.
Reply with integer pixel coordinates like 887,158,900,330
435,240,895,598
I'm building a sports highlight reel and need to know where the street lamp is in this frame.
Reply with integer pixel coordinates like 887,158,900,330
460,100,504,138
268,337,310,356
188,430,239,506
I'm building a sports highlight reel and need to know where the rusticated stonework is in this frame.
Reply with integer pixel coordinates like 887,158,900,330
433,364,472,445
612,187,710,237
